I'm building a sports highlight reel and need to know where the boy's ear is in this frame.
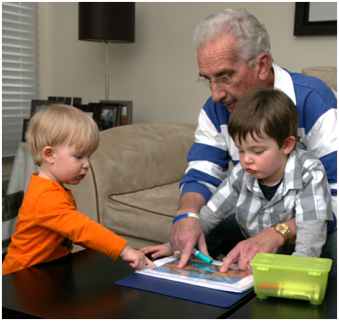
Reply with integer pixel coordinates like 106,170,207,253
283,136,296,155
42,146,55,164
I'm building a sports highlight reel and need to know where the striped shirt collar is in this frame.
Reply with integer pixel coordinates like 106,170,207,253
273,64,297,105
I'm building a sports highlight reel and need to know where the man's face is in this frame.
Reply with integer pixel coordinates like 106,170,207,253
197,36,262,113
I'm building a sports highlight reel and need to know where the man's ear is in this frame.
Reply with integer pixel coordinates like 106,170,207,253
257,52,271,81
42,146,55,164
283,136,296,155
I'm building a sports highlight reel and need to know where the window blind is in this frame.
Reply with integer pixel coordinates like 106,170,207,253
2,2,36,157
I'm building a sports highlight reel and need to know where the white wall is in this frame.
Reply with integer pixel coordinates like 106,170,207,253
37,2,337,126
2,157,14,182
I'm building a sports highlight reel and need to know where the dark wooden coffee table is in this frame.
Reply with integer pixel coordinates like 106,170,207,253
2,249,254,319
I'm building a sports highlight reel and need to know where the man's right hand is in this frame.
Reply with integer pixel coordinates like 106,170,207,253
170,217,209,268
169,192,209,268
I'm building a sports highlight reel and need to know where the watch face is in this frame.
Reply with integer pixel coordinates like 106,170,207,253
280,226,287,232
277,224,287,233
275,223,290,245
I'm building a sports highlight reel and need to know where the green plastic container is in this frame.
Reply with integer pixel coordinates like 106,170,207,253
251,253,332,305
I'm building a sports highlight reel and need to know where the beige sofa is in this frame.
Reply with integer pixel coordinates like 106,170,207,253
68,123,196,250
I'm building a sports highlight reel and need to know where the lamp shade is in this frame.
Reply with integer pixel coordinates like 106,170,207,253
78,3,135,43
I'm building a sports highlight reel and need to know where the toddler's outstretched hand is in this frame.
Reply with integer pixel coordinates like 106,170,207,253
140,244,173,259
120,245,157,270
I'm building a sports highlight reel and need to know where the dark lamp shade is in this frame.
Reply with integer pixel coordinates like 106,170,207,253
79,3,135,43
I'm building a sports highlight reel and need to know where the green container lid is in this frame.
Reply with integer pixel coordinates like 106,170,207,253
251,253,332,273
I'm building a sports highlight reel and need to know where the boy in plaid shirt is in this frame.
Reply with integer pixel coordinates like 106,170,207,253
141,88,333,272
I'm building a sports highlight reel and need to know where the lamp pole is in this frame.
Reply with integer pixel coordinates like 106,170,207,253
78,3,135,101
105,41,109,100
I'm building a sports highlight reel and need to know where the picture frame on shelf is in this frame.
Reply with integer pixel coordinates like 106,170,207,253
81,104,102,126
294,2,337,36
30,100,59,117
100,100,133,125
21,119,30,142
95,102,122,131
48,97,82,106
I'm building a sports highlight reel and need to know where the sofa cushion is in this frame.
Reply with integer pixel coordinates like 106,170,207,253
103,182,180,244
302,66,337,91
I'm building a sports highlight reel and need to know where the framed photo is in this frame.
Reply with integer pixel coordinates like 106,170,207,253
294,2,337,36
97,103,122,131
48,97,82,106
30,100,59,117
100,100,133,125
82,103,102,125
21,119,30,142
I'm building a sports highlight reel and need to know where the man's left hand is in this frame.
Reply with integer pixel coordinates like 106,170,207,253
219,226,283,272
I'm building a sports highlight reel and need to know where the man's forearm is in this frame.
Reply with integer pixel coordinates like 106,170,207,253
176,192,207,216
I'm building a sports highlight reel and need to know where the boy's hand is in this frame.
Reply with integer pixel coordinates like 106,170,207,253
140,245,173,259
120,245,157,270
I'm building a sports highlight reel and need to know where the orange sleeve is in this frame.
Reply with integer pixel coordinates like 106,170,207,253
35,190,127,260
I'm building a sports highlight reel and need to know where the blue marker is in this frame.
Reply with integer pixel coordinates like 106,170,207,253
192,248,213,265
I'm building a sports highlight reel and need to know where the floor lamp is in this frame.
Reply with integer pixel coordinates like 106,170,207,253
78,3,135,100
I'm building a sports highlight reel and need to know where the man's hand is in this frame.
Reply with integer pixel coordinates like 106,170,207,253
219,217,297,272
220,226,286,272
170,217,209,268
169,192,208,268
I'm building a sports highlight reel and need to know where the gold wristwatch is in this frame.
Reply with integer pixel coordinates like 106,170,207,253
274,223,291,245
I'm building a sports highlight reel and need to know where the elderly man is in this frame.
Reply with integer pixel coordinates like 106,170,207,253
170,8,337,273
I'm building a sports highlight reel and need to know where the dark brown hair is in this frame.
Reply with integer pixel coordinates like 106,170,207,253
228,88,298,148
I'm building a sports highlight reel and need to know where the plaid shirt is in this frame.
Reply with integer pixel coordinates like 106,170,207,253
200,148,333,239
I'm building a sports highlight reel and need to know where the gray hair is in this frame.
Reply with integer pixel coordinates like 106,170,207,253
193,8,273,68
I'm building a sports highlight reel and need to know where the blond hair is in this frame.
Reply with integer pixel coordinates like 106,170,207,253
27,104,100,165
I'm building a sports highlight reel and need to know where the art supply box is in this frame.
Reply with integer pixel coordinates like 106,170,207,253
251,253,332,304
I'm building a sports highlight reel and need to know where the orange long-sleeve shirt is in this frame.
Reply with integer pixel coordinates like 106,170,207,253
2,174,127,275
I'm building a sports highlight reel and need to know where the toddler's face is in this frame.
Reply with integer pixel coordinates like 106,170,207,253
48,144,91,186
234,132,288,186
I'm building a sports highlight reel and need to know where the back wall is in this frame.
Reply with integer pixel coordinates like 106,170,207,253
37,2,337,125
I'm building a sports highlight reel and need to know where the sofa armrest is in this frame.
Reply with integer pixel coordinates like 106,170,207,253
69,123,196,225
